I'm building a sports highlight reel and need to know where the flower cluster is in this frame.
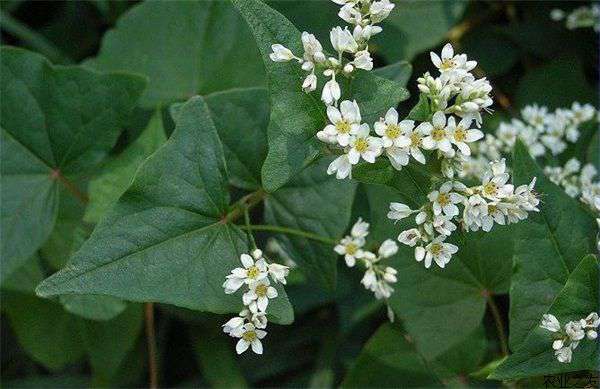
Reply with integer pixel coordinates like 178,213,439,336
540,312,599,363
545,158,600,212
321,44,490,181
551,4,600,32
270,0,394,105
222,249,289,354
389,159,539,269
334,218,399,320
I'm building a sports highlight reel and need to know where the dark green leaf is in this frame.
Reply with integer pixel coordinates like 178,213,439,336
264,158,357,291
35,96,293,324
85,110,166,224
508,140,596,350
1,46,145,279
87,0,265,108
492,255,599,379
342,323,441,388
373,61,413,86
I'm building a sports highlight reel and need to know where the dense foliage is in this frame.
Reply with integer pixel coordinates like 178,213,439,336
1,1,598,388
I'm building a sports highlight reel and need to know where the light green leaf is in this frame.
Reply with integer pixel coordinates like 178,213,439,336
492,255,599,380
1,46,145,279
264,158,357,291
85,110,166,224
232,0,409,192
87,0,265,108
35,96,293,324
508,140,596,350
60,294,127,321
204,87,270,190
341,323,441,388
376,1,467,62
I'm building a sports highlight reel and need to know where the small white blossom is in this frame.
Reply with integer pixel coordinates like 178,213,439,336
422,111,452,153
327,154,353,179
235,323,267,355
317,100,362,146
244,279,278,312
369,0,395,23
269,44,297,62
330,26,358,53
374,108,412,148
268,263,290,284
347,124,383,164
387,202,413,222
418,236,458,269
352,50,373,70
302,73,317,92
427,181,463,217
378,239,398,258
555,346,572,363
223,253,268,294
351,217,370,238
321,75,341,106
541,314,561,332
397,228,421,247
446,116,483,156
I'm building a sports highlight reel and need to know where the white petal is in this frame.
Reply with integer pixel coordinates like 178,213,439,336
385,107,398,124
251,339,263,354
236,339,249,354
240,254,254,268
327,105,342,123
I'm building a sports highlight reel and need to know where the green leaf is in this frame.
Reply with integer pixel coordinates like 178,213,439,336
81,304,144,384
59,294,127,321
264,158,357,291
407,93,432,122
3,292,86,370
1,46,145,279
462,27,518,77
341,323,441,387
372,61,413,86
35,96,293,324
0,254,44,294
354,170,512,360
190,324,248,389
85,110,166,224
232,0,409,192
376,1,467,62
508,140,596,350
492,255,599,380
515,57,595,109
204,87,270,190
87,0,265,108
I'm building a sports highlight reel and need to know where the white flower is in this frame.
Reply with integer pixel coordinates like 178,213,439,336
330,26,358,53
565,321,585,342
222,316,245,337
446,116,483,156
378,239,398,258
268,262,290,284
397,228,421,247
419,236,458,269
481,159,513,200
422,111,452,153
387,202,413,221
555,346,572,363
301,32,325,63
235,323,267,355
348,124,383,164
334,236,366,267
403,122,429,164
317,100,362,146
581,312,600,329
369,0,395,23
540,314,561,332
244,279,278,312
552,339,564,350
302,73,317,92
374,108,412,148
223,253,268,294
383,266,398,283
321,75,341,106
430,43,476,76
427,181,463,217
339,4,361,24
351,217,370,238
269,44,297,62
352,50,373,71
432,214,457,236
353,24,382,41
514,178,540,212
327,154,353,179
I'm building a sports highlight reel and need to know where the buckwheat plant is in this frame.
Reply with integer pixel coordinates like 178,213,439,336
540,312,599,363
267,0,539,308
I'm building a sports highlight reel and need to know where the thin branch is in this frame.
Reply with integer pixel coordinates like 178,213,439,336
0,10,72,64
145,303,158,389
486,294,509,357
51,170,89,204
243,206,258,250
240,224,337,245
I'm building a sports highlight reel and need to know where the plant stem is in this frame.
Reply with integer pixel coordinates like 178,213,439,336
0,10,72,64
486,294,509,357
145,303,158,389
51,169,89,204
243,206,258,250
240,224,336,245
224,189,266,223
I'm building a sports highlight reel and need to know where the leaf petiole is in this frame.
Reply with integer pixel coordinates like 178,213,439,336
239,225,337,246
